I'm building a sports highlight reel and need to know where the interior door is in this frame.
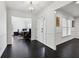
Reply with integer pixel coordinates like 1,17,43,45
41,17,46,45
37,16,46,45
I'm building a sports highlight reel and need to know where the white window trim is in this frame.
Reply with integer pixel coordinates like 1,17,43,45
62,17,71,37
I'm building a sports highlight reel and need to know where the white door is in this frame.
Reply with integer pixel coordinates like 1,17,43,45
37,11,56,50
41,17,46,44
37,16,46,44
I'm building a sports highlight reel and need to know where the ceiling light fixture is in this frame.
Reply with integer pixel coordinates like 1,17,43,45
29,1,34,11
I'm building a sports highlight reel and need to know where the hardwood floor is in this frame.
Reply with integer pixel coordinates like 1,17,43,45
56,38,79,58
1,36,56,58
1,37,79,58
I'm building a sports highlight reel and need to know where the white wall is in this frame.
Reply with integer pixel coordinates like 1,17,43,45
7,9,31,44
56,11,75,45
0,2,7,57
31,16,37,40
74,18,79,38
37,10,56,50
36,1,72,50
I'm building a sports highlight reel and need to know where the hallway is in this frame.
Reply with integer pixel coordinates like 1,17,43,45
0,1,79,58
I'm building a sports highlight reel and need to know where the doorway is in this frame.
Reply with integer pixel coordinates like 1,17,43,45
11,16,32,44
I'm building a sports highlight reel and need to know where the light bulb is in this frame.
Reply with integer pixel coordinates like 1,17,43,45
29,7,34,11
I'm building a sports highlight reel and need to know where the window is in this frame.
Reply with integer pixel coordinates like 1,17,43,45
62,17,71,37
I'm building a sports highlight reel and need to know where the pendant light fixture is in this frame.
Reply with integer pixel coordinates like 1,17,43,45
29,1,34,11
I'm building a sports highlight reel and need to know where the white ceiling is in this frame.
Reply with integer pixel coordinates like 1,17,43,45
56,1,79,18
6,1,53,14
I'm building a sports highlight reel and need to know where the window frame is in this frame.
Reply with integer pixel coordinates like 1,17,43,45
62,17,71,37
